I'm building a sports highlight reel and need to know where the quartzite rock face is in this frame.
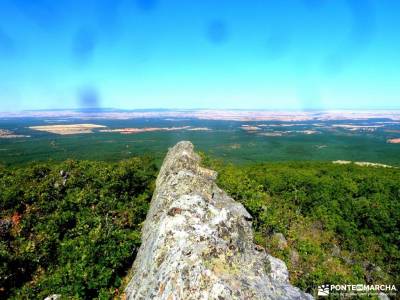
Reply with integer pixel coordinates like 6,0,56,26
125,141,313,300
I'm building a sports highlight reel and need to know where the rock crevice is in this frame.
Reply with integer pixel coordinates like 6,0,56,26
125,141,313,300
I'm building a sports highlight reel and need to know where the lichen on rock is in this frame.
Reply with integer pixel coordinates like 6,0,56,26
125,141,313,299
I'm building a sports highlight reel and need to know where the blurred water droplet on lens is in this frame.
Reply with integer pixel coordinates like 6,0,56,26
323,54,345,76
322,0,375,76
206,20,228,45
97,0,122,38
265,33,290,60
78,87,101,111
302,0,325,10
298,85,322,110
72,28,97,65
136,0,158,12
13,0,59,29
347,0,375,44
0,28,16,56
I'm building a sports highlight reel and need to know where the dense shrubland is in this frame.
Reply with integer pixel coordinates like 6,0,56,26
0,158,157,299
1,155,399,298
202,157,400,294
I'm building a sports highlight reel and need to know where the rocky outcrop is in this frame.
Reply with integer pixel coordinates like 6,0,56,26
125,141,313,300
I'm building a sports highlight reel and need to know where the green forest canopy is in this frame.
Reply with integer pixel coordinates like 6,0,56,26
1,156,399,298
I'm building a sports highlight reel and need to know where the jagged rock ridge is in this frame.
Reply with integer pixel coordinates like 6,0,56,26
125,141,313,299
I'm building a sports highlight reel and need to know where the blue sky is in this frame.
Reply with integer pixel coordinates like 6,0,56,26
0,0,399,111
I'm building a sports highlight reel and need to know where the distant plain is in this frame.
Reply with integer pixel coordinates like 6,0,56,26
1,113,399,166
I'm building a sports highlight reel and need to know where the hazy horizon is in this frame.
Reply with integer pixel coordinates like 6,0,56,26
2,107,400,113
2,107,400,123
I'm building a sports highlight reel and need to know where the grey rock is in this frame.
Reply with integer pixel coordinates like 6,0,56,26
290,249,300,268
331,244,340,257
273,232,288,250
59,170,68,186
125,141,313,300
0,219,12,238
378,292,390,300
44,295,61,300
266,254,290,283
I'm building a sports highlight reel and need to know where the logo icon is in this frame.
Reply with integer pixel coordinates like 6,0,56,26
318,284,330,296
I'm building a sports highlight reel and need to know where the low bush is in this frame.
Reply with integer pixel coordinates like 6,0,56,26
0,157,157,299
203,158,400,294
